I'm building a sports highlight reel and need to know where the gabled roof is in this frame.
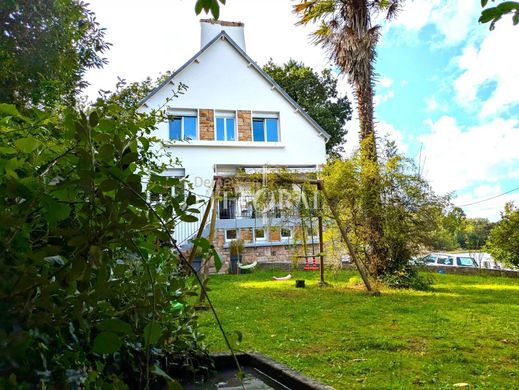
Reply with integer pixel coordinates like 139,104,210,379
139,31,331,142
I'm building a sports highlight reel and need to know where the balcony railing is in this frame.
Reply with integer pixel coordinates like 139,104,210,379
218,195,296,220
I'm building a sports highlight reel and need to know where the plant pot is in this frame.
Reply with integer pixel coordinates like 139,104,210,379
229,255,241,275
295,280,305,288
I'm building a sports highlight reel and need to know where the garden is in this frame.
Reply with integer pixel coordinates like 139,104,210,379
2,0,519,388
198,269,519,389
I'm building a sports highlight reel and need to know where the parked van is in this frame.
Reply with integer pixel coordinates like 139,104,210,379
422,253,478,268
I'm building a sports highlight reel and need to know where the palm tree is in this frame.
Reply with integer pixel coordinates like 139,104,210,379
295,0,401,275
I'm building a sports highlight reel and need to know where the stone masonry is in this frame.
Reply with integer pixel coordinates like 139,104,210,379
212,229,320,273
237,110,252,141
199,109,214,140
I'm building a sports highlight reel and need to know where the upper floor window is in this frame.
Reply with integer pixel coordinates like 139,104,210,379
215,111,236,141
281,228,292,239
254,228,266,241
169,111,197,140
252,116,279,142
218,198,236,219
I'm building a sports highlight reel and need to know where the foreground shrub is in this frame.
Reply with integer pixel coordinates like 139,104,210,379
0,101,217,387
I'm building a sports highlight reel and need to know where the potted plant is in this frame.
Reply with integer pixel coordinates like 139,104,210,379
229,239,244,275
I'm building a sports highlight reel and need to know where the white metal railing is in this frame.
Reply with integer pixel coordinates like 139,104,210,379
173,201,208,247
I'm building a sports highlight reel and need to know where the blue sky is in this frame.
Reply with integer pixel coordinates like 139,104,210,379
84,0,519,221
369,1,519,221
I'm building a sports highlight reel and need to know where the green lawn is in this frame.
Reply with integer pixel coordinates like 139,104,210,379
197,269,519,389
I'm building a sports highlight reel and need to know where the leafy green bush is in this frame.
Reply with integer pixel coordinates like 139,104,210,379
0,99,219,387
485,202,519,268
323,141,449,284
379,265,434,291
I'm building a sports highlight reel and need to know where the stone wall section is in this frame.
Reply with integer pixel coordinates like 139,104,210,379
237,110,252,141
211,229,320,273
199,109,214,140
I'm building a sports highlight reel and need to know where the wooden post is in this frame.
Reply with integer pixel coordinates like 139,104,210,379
198,180,220,306
318,181,374,292
318,213,326,286
187,182,217,266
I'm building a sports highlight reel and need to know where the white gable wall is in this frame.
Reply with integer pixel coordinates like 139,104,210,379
142,37,327,195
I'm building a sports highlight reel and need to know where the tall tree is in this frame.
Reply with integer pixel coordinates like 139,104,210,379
263,59,352,156
294,0,401,276
294,0,400,162
485,202,519,267
0,0,110,107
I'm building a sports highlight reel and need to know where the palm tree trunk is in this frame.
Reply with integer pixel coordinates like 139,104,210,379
354,74,387,276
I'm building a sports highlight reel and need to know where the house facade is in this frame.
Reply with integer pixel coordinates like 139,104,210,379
139,19,329,269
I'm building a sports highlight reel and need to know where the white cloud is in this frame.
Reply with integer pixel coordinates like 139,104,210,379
375,90,395,105
391,0,481,46
379,76,394,88
341,117,408,157
454,186,519,221
393,0,435,31
375,76,394,105
424,95,449,113
429,0,481,46
378,121,408,154
454,22,519,118
84,0,331,99
473,184,501,199
419,116,519,195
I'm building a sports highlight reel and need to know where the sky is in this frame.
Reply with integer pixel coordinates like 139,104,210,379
84,0,519,221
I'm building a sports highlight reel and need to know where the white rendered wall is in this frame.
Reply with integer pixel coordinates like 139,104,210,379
200,21,246,52
142,38,327,197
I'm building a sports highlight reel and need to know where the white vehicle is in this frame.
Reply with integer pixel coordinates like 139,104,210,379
422,253,478,268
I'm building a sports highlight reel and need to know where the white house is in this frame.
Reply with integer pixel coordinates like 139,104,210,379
139,19,329,267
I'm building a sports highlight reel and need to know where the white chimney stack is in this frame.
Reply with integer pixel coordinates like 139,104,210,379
200,19,246,52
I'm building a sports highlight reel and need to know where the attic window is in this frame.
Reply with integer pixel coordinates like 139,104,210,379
252,114,279,142
168,109,198,141
215,111,236,141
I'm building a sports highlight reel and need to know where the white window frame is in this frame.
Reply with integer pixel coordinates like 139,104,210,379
225,229,238,242
254,228,267,242
215,111,236,141
168,109,198,141
281,228,292,239
251,112,280,142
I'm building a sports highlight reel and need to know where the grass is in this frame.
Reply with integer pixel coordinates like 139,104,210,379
196,269,519,389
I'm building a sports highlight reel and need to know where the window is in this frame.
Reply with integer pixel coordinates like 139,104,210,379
456,257,477,267
225,229,238,241
252,117,279,142
254,228,266,241
437,256,453,265
173,181,185,201
307,227,318,239
281,228,292,239
149,185,172,204
149,183,185,204
169,115,197,140
218,198,236,219
424,255,436,264
216,112,236,141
